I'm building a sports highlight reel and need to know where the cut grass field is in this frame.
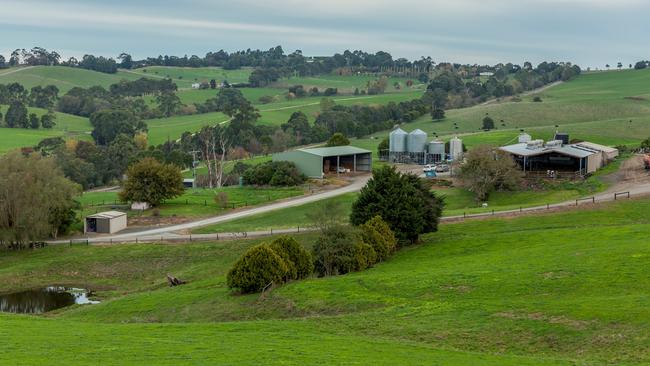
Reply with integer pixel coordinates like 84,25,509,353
2,198,650,364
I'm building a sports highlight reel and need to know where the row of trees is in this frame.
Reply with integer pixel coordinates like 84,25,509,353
0,83,59,109
425,62,581,115
0,102,56,129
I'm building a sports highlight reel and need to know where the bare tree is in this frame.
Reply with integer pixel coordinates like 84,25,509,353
197,125,231,188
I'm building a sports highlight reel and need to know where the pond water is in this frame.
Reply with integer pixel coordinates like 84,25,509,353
0,286,99,314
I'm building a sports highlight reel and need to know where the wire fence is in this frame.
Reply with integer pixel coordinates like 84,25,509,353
61,190,636,246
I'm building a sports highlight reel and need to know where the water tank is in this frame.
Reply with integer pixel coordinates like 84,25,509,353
389,128,407,153
518,133,532,143
449,136,463,161
428,140,445,155
407,129,427,153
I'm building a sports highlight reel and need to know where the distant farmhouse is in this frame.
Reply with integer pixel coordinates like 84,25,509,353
499,133,618,178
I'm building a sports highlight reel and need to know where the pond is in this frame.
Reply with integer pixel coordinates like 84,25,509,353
0,286,99,314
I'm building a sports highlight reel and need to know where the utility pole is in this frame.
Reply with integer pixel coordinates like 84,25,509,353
189,150,200,178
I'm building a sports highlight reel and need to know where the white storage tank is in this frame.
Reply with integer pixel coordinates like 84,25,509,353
389,128,408,153
428,140,445,155
449,136,463,161
518,133,532,143
407,129,427,153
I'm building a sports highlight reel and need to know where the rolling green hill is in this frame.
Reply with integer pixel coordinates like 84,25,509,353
2,198,650,364
352,69,650,155
0,66,143,93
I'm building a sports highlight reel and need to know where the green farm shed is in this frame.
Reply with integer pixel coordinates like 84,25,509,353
273,146,372,178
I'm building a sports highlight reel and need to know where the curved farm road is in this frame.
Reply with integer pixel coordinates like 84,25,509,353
53,176,370,244
55,156,650,245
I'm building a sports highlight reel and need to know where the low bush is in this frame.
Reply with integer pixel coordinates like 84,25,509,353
226,243,289,293
269,236,314,281
243,161,306,186
312,226,377,277
360,216,397,261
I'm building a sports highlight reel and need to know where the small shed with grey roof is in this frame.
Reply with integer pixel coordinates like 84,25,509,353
84,211,127,234
273,146,372,178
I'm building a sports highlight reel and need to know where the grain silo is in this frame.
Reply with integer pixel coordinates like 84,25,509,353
428,140,445,163
449,136,463,161
407,129,427,153
428,140,445,155
389,128,407,153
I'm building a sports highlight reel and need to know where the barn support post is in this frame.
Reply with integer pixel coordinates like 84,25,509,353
353,154,357,172
337,156,340,175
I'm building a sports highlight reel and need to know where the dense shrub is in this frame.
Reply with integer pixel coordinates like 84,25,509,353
312,226,377,277
226,243,289,293
269,236,314,280
243,161,306,186
326,132,350,147
359,216,397,261
350,166,444,244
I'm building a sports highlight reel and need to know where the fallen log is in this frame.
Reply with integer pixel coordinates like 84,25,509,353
166,274,187,287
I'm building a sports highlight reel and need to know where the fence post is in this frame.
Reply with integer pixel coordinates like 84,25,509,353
270,228,273,235
592,197,595,203
297,225,300,233
189,234,192,242
520,206,522,212
87,239,89,245
69,239,72,247
463,212,466,218
204,200,207,206
492,209,494,215
576,199,578,206
136,237,138,244
216,233,219,240
547,203,550,209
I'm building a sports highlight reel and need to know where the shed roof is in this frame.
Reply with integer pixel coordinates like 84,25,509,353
573,141,618,154
499,143,597,158
87,211,127,219
298,146,371,157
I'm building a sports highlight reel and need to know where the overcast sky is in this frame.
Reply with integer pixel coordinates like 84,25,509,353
1,0,647,68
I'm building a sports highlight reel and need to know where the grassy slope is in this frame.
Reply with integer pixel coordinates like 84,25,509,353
355,68,650,153
0,66,142,93
127,66,254,88
0,105,91,153
78,186,305,219
2,199,650,364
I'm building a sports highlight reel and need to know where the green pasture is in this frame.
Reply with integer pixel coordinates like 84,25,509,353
128,66,253,88
0,66,142,93
0,105,91,153
3,198,650,364
78,186,305,219
274,73,425,93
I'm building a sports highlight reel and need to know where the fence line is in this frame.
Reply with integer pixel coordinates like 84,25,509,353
60,190,643,246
